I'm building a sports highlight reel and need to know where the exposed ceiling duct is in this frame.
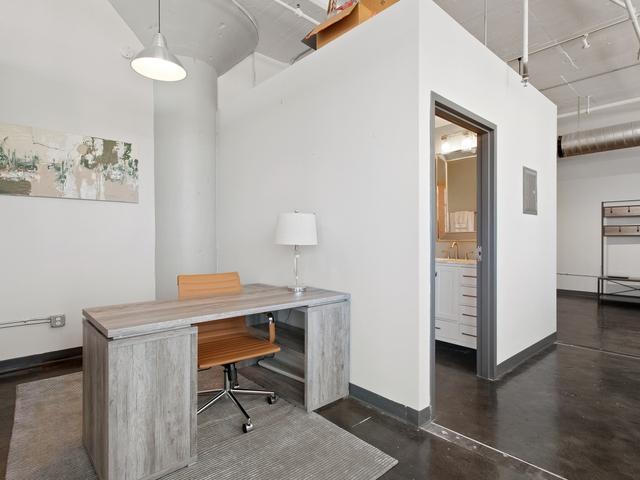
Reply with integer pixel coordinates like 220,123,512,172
558,121,640,157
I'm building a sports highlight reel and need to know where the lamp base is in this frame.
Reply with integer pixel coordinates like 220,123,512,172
287,285,307,293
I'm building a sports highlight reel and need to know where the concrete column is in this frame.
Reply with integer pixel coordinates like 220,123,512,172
154,57,217,299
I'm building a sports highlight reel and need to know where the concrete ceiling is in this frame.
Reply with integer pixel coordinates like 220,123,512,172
255,0,640,117
432,0,640,116
109,0,325,75
111,0,640,117
238,0,326,63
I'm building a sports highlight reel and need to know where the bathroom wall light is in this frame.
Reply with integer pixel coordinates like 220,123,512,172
461,133,476,151
441,136,452,154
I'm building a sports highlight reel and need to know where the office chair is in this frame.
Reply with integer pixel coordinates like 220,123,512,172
177,272,281,433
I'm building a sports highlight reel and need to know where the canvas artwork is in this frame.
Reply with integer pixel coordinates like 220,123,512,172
0,122,139,203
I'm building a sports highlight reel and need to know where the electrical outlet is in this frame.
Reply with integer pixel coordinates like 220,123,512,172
49,314,66,328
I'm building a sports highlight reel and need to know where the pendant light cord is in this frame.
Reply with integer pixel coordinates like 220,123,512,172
158,0,161,33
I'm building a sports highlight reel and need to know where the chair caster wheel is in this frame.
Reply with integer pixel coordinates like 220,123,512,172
267,394,278,405
242,422,254,433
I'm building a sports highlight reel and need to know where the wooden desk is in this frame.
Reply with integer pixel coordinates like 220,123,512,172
82,284,350,480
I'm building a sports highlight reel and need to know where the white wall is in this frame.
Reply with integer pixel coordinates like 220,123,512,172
557,106,640,292
218,53,288,110
218,0,420,409
154,57,217,300
416,2,557,388
0,0,155,361
217,0,556,412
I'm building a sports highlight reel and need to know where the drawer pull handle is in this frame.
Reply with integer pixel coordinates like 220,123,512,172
463,275,477,279
462,313,477,318
435,326,441,330
461,332,477,338
462,294,477,298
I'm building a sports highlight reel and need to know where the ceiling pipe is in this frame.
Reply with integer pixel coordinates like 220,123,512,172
231,0,259,43
483,0,488,46
271,0,320,25
623,0,640,58
521,0,529,85
558,121,640,157
609,0,640,57
540,62,640,91
506,13,638,64
557,95,640,119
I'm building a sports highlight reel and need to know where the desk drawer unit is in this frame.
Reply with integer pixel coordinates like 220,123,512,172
83,321,197,480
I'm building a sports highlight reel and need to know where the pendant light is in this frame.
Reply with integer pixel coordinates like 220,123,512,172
131,0,186,81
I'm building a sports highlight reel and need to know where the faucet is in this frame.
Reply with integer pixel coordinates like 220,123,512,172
450,241,459,260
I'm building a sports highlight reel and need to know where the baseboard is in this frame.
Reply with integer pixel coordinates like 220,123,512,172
0,347,82,375
495,332,556,379
557,289,597,298
349,383,431,427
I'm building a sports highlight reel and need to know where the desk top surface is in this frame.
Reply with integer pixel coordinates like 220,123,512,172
83,284,350,339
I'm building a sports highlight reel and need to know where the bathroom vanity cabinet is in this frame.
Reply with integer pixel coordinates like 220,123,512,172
435,259,477,349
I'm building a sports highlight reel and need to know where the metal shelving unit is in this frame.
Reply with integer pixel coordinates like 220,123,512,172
598,200,640,305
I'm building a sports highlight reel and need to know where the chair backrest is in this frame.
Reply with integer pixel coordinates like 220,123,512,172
177,272,247,341
177,272,242,299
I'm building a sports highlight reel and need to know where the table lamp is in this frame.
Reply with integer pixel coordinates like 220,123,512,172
275,211,318,293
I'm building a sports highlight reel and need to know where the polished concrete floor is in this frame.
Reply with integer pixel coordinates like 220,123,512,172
557,293,640,357
1,293,639,479
326,293,640,479
433,341,640,479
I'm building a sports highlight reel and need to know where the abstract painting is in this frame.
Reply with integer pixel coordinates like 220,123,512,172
0,122,139,202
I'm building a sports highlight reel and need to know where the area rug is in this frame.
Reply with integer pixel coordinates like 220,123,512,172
6,370,397,480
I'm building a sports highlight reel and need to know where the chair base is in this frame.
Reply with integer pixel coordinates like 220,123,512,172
197,364,277,432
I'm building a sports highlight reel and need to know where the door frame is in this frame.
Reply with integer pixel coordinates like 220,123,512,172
429,93,497,415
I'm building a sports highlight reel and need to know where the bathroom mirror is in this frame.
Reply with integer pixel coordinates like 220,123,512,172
435,124,477,242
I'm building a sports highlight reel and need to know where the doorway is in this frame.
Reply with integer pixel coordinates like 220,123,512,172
430,94,497,417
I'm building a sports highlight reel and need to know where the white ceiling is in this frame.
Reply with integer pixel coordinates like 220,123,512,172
432,0,640,115
248,0,640,117
110,0,640,117
109,0,325,75
237,0,325,63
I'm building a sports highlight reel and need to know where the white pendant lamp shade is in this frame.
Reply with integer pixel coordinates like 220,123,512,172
131,32,186,82
275,212,318,246
130,0,186,82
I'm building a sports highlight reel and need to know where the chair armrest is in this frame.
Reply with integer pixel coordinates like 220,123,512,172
267,312,276,343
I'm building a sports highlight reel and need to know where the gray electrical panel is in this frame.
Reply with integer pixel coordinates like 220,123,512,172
523,167,537,215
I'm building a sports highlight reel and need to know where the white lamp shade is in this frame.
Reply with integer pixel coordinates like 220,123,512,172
131,33,187,82
275,212,318,246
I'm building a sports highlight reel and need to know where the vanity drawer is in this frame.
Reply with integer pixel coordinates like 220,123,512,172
460,286,477,297
459,324,477,339
459,287,477,306
460,271,477,287
435,319,458,340
460,305,477,317
460,312,477,327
